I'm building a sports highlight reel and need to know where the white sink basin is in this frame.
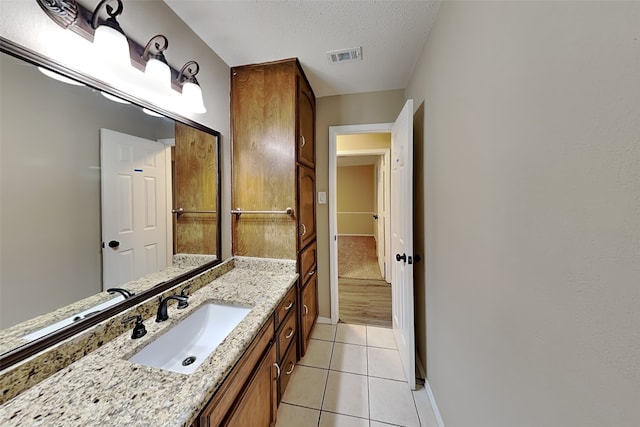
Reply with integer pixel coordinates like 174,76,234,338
22,295,125,342
128,303,252,375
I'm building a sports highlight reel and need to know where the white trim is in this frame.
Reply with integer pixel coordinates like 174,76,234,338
329,123,393,324
317,316,332,325
424,379,446,427
337,233,375,237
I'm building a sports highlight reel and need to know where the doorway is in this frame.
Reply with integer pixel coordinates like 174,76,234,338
329,124,393,326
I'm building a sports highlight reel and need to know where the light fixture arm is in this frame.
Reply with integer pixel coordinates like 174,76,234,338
90,0,124,31
178,61,201,84
142,34,169,63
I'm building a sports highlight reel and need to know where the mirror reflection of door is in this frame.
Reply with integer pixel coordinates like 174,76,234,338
100,128,170,289
173,122,218,255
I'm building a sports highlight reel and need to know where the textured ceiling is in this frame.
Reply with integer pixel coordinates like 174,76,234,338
164,0,441,97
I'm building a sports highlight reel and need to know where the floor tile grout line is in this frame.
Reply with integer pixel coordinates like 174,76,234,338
366,326,371,424
315,335,336,427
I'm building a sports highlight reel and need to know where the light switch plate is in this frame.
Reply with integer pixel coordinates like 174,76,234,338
318,191,327,204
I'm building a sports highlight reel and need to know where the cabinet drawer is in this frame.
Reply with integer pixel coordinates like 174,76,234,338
276,307,297,361
275,286,297,329
278,340,297,401
298,240,317,286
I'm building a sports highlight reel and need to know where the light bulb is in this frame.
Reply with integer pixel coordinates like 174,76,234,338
93,25,130,70
144,58,171,90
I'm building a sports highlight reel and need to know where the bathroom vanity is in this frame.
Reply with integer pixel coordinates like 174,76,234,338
0,258,300,426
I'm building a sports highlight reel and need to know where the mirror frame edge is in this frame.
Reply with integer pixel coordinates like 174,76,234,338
0,36,223,371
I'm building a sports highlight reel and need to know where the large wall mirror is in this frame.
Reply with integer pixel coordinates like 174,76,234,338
0,39,222,365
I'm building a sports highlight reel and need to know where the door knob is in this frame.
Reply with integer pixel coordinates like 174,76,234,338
395,253,406,262
108,240,120,248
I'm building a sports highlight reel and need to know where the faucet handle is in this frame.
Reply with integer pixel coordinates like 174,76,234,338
122,315,147,339
177,285,192,309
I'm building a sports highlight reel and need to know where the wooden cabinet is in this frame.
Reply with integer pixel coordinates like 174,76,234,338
274,287,297,402
297,77,315,168
297,165,316,250
223,344,277,427
300,273,318,357
231,59,310,260
231,58,318,360
197,318,275,427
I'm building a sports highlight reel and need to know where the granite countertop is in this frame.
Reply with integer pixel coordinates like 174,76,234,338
0,257,297,427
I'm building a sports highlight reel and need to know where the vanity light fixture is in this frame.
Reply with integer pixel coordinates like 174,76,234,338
142,35,171,90
35,0,208,114
178,61,207,114
90,0,130,69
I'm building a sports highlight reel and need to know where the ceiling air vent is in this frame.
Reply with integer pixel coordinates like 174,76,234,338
327,47,362,64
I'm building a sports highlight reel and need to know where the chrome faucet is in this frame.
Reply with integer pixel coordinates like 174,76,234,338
156,295,188,322
107,287,135,299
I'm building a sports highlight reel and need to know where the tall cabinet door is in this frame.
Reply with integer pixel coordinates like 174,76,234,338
297,165,316,251
300,274,318,356
297,77,315,168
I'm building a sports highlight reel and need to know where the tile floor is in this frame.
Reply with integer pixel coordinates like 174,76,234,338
276,323,440,427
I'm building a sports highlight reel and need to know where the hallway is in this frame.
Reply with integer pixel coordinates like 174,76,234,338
276,323,439,427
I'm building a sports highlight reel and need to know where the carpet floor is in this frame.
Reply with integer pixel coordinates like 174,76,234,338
337,236,384,281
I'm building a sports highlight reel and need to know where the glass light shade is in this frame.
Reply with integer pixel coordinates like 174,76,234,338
93,25,130,69
38,67,84,86
144,58,171,90
181,81,206,113
101,91,130,104
142,108,163,117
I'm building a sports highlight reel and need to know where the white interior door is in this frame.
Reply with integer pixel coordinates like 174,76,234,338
391,99,415,390
101,129,169,290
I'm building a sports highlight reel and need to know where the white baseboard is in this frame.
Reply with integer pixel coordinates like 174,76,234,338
337,233,375,237
424,379,446,427
317,316,332,324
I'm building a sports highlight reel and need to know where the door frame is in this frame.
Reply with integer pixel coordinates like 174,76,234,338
329,123,393,324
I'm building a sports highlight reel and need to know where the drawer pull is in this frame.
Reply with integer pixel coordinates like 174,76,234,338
285,361,295,375
273,362,281,379
308,270,315,277
300,135,306,148
299,223,307,237
285,327,294,339
284,301,293,311
303,304,309,316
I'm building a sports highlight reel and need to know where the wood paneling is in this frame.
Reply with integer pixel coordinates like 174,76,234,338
174,122,218,254
231,61,297,259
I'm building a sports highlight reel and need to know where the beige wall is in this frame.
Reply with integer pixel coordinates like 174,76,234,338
337,165,375,235
0,0,232,261
316,89,404,318
406,1,640,426
337,133,391,151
